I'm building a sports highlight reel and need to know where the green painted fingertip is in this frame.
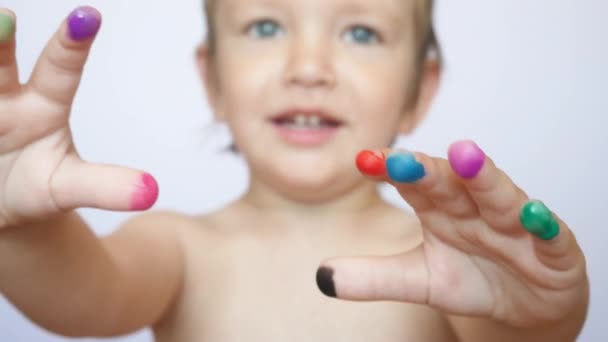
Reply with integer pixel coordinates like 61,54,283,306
520,201,551,232
520,200,559,240
537,219,560,241
0,13,15,42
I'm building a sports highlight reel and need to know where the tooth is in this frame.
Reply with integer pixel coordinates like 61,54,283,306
294,114,307,126
308,116,321,128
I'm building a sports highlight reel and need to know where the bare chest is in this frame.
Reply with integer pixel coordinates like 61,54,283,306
154,239,453,342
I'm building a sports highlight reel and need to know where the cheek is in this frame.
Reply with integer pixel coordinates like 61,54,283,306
216,47,283,108
341,67,412,145
352,70,410,126
340,54,413,112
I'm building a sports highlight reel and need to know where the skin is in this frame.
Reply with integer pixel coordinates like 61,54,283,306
0,1,588,341
203,0,427,204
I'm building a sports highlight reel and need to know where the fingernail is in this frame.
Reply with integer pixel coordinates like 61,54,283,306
67,6,101,41
386,152,426,183
130,173,159,210
316,267,337,298
520,200,560,240
356,150,386,176
0,13,15,42
448,140,486,179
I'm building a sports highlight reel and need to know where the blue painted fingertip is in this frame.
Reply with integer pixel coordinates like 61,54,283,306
386,153,426,183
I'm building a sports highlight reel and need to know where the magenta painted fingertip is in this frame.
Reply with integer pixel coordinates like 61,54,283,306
67,6,101,41
130,173,159,211
448,140,486,179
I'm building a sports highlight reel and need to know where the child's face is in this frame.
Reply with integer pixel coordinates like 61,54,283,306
199,0,437,199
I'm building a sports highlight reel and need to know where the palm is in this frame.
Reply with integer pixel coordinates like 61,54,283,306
0,91,70,152
319,143,587,328
421,213,581,326
0,7,156,229
0,124,75,226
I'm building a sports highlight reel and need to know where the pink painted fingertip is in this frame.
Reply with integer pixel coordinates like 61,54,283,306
130,173,159,210
448,140,486,179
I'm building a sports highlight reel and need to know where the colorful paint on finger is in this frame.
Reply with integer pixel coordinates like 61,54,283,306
386,152,426,183
67,6,101,41
520,200,560,240
130,173,159,211
0,13,14,42
356,150,386,176
448,140,485,179
316,266,337,298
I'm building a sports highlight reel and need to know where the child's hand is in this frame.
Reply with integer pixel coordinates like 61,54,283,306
0,7,157,229
317,140,587,328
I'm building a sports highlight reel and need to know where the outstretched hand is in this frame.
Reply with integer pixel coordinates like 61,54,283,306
317,140,587,328
0,7,157,229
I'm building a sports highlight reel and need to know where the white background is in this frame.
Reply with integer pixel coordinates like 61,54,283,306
1,0,606,341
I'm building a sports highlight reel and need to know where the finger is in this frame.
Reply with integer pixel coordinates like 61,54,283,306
50,155,159,212
356,149,436,213
522,201,580,269
448,140,575,260
316,246,430,303
27,6,101,107
447,140,529,234
385,151,479,218
0,9,18,94
357,149,478,218
520,200,560,240
356,150,388,179
317,244,497,316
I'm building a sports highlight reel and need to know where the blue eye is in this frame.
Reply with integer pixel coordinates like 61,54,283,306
345,26,380,44
248,20,282,38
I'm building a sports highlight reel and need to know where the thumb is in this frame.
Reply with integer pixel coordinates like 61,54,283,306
50,155,159,212
316,246,430,303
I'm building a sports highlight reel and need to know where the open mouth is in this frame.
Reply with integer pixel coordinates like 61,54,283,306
272,114,342,129
270,109,344,146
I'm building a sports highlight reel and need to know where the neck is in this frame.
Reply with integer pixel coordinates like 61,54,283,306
240,177,386,229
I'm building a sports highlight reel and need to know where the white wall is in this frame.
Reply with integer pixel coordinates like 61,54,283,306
1,0,606,341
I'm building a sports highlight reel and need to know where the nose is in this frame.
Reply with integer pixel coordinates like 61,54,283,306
283,34,336,88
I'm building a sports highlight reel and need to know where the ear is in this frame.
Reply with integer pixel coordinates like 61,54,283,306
399,60,441,134
195,43,224,120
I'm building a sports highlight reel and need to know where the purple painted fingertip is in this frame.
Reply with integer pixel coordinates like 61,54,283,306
448,140,486,179
67,6,101,41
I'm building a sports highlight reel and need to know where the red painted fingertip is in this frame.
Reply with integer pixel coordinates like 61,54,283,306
130,173,159,210
356,150,386,176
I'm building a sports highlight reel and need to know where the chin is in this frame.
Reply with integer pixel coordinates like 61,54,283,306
243,142,364,202
263,159,358,203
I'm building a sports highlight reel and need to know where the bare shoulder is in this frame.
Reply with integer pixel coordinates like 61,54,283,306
115,204,250,261
120,209,200,229
102,209,203,262
88,210,216,333
103,209,215,273
116,209,218,241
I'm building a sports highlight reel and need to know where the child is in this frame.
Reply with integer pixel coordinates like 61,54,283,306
0,0,589,341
